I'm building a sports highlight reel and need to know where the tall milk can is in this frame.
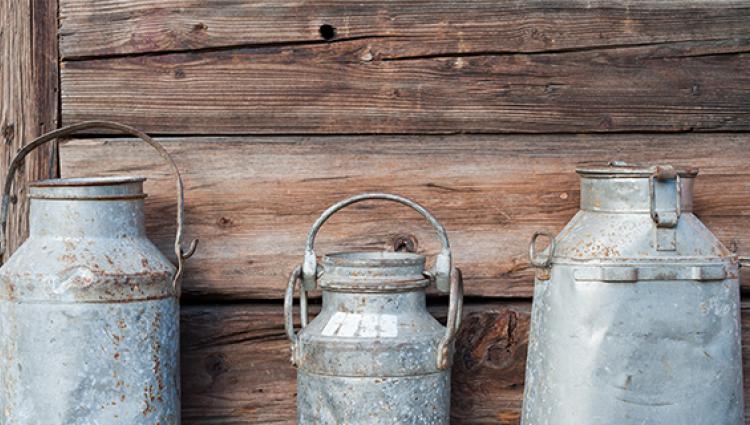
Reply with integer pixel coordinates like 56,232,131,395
522,162,744,425
0,122,198,424
285,193,463,424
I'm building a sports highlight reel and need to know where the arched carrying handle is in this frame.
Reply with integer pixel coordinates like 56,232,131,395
302,193,452,292
284,265,308,366
0,121,198,290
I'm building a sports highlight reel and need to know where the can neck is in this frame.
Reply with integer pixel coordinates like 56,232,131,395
579,176,694,214
321,290,428,315
27,179,147,239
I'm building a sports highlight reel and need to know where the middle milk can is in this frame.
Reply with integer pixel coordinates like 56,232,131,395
522,162,744,425
285,193,463,424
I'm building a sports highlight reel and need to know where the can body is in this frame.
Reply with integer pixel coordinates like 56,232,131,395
522,165,744,425
296,252,451,425
0,177,180,425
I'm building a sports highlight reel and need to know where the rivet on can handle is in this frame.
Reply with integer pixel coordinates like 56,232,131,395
529,231,556,280
0,121,199,291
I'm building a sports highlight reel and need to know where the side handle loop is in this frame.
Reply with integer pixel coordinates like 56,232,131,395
436,267,464,370
284,265,308,366
0,121,198,290
529,231,556,281
302,193,452,292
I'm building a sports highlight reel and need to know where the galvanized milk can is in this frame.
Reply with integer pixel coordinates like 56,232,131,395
285,193,463,424
0,121,198,424
522,162,744,425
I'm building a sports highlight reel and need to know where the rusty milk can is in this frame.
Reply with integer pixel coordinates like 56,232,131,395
523,162,744,425
285,193,463,424
0,121,198,424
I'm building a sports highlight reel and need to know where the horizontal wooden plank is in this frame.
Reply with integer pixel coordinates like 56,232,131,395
58,134,750,300
59,0,750,59
60,38,750,134
181,301,529,424
180,301,750,424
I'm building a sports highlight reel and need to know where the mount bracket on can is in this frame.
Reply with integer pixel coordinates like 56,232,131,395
649,165,682,251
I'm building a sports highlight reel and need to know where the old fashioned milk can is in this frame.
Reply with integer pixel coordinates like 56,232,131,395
0,121,198,424
285,193,463,424
522,162,744,425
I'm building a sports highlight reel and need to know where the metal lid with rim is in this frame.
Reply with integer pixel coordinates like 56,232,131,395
319,251,430,292
576,161,699,178
29,176,147,200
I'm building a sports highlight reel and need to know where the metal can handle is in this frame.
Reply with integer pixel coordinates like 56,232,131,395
284,265,308,366
302,193,453,292
437,267,463,370
529,231,556,269
0,121,198,290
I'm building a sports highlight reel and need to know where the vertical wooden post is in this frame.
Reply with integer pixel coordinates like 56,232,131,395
0,0,59,255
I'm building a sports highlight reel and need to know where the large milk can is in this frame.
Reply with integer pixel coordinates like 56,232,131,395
0,121,198,424
284,193,463,424
522,162,744,425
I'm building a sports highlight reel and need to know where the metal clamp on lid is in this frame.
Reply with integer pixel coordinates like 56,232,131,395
649,165,682,251
301,193,453,293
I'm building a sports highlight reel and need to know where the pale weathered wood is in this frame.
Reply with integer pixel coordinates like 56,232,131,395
181,302,529,425
181,301,750,424
0,0,59,257
60,38,750,134
59,0,750,59
59,134,750,300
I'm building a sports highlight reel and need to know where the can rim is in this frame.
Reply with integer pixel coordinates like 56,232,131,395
324,251,426,267
30,176,146,187
576,162,698,178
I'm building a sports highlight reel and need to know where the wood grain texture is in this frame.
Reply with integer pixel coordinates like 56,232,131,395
0,0,59,257
59,0,750,59
181,301,750,424
59,134,750,300
60,37,750,134
181,301,529,425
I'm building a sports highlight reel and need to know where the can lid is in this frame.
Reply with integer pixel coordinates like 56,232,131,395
576,161,698,178
29,176,147,200
30,176,146,187
320,251,430,291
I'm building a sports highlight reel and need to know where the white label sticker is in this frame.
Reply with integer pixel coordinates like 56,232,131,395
321,312,398,338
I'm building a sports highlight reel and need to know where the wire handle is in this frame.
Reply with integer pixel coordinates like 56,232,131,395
0,121,198,290
302,193,452,292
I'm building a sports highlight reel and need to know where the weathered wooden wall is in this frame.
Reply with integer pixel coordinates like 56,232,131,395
7,0,750,423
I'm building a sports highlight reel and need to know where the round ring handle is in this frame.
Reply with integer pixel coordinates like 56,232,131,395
302,193,452,292
0,121,198,290
529,231,556,269
284,265,308,366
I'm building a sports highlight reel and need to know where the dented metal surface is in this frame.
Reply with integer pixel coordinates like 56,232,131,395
0,122,196,425
285,194,463,425
522,163,744,425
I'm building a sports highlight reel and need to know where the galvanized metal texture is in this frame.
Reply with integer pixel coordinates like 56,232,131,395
0,122,196,425
285,193,463,424
522,162,744,425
